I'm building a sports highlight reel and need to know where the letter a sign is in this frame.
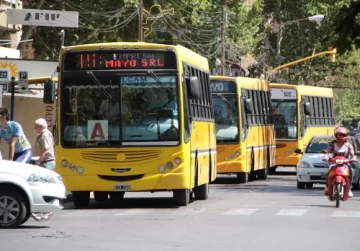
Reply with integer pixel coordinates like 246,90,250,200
88,120,108,141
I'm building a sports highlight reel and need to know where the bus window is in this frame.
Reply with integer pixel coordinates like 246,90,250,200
272,101,297,139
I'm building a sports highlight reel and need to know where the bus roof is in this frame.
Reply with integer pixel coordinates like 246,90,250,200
61,42,209,72
270,83,333,97
210,75,269,90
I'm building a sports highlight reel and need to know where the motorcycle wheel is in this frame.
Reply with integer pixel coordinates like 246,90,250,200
335,183,341,208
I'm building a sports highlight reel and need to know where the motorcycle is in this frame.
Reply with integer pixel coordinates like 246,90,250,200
29,157,54,222
323,156,355,208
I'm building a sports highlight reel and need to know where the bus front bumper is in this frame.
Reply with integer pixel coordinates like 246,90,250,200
216,160,246,174
62,172,190,192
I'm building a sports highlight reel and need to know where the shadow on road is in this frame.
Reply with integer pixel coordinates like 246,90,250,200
12,225,51,229
63,196,195,210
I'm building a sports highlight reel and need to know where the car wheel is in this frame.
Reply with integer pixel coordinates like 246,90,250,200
305,183,313,189
353,178,360,190
0,190,27,228
297,181,305,189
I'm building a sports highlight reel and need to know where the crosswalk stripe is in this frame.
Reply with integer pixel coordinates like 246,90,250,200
276,209,308,216
171,208,206,216
332,211,360,218
114,209,153,216
222,208,258,216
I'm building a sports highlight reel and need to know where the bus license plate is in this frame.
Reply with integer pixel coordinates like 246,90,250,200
114,184,131,191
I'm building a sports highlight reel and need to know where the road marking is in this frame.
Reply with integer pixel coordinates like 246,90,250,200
171,208,206,216
276,209,308,216
114,209,153,216
332,211,360,218
222,208,258,216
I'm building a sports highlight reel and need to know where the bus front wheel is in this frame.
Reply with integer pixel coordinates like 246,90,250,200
236,173,248,183
72,191,90,208
173,189,190,206
194,183,209,200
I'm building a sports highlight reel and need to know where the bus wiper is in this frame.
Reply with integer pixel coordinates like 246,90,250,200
147,70,174,97
216,94,236,111
87,71,112,99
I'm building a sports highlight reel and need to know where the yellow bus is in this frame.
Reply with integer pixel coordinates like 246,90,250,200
210,76,276,183
270,83,335,172
43,42,217,207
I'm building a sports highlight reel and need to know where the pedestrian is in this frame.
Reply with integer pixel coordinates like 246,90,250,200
0,107,32,163
34,118,56,170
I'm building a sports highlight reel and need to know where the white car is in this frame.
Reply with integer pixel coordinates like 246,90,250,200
296,136,360,189
0,159,66,228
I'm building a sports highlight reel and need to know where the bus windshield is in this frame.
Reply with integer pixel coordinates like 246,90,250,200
271,100,297,140
61,72,179,147
212,95,239,143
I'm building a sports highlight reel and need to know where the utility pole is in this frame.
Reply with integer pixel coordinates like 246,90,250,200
220,5,226,75
138,0,144,42
275,0,281,56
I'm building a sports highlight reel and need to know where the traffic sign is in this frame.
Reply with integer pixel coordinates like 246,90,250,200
7,9,79,28
0,70,9,92
18,71,28,93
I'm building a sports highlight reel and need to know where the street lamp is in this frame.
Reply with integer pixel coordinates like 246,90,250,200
307,15,324,24
275,14,325,55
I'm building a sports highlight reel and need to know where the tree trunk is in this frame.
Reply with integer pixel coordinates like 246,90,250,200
16,0,47,52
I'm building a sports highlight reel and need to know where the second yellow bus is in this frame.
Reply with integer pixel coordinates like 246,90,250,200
210,76,276,183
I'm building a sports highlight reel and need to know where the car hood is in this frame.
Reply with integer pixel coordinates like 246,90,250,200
0,160,58,180
301,153,324,164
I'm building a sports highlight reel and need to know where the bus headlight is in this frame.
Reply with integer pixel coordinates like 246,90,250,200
69,164,76,171
77,166,84,174
166,162,173,169
174,157,182,165
61,160,68,167
158,165,165,172
225,156,229,161
235,151,240,156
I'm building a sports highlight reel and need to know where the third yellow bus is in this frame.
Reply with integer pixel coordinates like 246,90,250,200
270,83,335,172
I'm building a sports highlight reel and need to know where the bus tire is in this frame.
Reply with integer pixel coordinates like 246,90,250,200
236,172,248,183
269,166,277,174
173,189,190,206
258,148,269,180
73,191,90,208
109,192,125,204
248,150,256,181
94,192,109,202
194,183,209,200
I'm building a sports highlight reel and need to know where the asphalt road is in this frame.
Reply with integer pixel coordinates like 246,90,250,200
2,167,360,251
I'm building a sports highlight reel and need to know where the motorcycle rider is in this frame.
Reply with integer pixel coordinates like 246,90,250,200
324,126,356,198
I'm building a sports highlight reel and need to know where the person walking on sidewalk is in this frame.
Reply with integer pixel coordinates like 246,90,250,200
34,118,56,170
0,107,32,163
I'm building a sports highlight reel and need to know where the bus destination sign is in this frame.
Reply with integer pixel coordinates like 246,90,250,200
210,80,237,93
63,50,177,71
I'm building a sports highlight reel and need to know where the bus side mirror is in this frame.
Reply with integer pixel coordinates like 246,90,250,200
244,98,254,114
295,148,302,154
43,81,55,104
187,76,201,99
304,102,311,116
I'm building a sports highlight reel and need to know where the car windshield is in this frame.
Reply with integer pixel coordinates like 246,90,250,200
212,95,239,143
306,138,331,153
61,72,179,147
